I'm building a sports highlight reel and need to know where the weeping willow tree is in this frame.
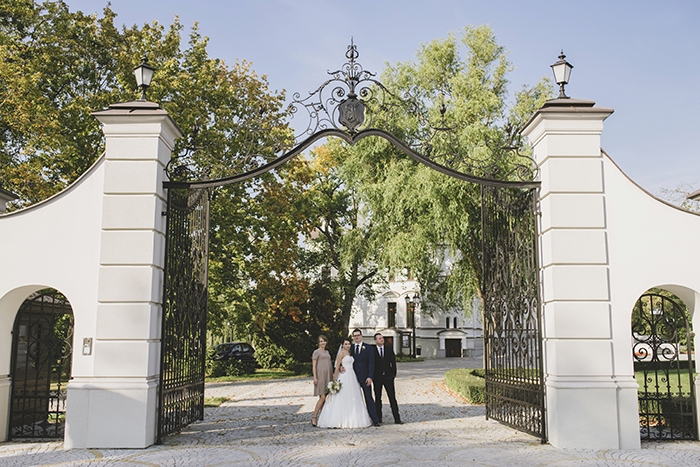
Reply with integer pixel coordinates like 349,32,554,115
331,26,552,316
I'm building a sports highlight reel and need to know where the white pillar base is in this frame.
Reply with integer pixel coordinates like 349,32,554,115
0,375,10,441
64,377,158,449
546,376,640,449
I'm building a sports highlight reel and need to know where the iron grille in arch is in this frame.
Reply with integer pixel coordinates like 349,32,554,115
9,289,73,439
481,185,545,441
633,293,697,441
157,188,210,442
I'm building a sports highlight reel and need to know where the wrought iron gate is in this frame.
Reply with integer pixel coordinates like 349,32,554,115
157,187,210,442
156,42,546,441
9,289,73,439
481,185,545,441
633,292,697,440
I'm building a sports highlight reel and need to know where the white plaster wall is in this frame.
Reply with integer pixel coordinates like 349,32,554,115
0,157,105,441
0,102,180,448
525,99,700,450
604,153,700,374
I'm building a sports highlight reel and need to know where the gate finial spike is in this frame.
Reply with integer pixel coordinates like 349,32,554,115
346,37,359,62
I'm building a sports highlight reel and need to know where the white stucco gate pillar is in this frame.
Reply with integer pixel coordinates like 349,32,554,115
522,98,640,449
64,101,181,449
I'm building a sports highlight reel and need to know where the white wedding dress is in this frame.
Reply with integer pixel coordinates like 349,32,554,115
317,355,371,428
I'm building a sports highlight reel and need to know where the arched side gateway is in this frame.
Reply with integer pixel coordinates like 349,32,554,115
633,291,697,440
9,289,73,439
157,43,544,442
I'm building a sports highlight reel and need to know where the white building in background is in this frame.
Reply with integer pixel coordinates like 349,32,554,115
349,275,483,358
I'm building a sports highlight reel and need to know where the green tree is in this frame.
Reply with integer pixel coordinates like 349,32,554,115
0,0,289,206
207,161,346,364
0,1,313,358
349,26,552,314
298,141,384,337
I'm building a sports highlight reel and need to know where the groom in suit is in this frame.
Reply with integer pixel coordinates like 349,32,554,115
350,329,380,426
373,333,402,424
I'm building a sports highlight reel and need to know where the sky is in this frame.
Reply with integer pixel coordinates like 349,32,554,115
64,0,700,196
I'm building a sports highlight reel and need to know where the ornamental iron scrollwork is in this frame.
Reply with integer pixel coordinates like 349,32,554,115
164,41,538,189
9,289,73,439
159,43,544,442
158,188,210,442
633,293,697,441
481,186,545,441
289,38,379,137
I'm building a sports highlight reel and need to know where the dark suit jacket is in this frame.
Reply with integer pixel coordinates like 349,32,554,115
350,342,374,383
373,344,397,380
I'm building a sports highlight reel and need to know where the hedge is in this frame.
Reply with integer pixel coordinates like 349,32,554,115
444,368,485,404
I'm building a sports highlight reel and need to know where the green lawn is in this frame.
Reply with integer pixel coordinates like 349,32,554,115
634,369,695,394
204,396,229,407
206,367,311,383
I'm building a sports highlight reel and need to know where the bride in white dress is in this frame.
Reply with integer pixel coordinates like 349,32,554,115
317,339,371,428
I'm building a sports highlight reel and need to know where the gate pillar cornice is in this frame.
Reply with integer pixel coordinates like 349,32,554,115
64,100,181,449
521,98,640,450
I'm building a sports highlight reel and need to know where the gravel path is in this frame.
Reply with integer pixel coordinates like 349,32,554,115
2,357,700,466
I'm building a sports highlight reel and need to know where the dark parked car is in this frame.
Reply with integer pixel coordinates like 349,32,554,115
212,342,256,362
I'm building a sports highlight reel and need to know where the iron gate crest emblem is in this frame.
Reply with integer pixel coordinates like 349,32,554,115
338,96,365,133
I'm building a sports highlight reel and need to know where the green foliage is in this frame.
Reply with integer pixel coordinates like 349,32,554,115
253,342,296,370
206,367,304,383
351,26,553,314
0,1,289,206
205,348,255,377
203,396,228,407
444,368,485,404
291,362,313,376
3,7,554,369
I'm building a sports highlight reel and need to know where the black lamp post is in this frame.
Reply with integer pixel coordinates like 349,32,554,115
404,293,421,358
550,50,573,99
133,55,156,101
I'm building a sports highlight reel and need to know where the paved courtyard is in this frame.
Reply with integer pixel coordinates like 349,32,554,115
2,357,700,466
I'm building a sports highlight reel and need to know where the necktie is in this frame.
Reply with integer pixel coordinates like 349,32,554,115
380,347,383,358
355,344,359,354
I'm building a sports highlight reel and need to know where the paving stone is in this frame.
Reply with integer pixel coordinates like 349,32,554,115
1,357,700,466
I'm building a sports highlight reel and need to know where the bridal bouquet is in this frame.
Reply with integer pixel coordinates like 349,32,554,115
326,380,342,395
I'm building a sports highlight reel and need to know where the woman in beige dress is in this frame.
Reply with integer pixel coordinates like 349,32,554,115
311,334,333,426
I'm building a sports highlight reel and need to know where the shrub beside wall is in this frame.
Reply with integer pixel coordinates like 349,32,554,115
206,348,256,377
255,344,296,370
444,368,485,404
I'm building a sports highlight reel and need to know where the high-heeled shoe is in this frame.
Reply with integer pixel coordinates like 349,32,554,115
311,416,317,427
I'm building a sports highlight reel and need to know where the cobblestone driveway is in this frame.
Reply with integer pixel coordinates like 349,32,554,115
2,357,700,466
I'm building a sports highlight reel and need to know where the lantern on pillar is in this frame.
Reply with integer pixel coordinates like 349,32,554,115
550,51,573,99
133,55,156,101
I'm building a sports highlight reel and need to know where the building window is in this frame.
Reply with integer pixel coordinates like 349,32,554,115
388,302,397,328
406,302,415,328
445,317,450,329
453,317,458,328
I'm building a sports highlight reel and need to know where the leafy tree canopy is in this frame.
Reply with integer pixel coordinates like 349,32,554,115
0,0,288,206
1,5,555,362
334,26,553,314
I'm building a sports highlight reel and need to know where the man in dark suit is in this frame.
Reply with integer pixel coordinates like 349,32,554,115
373,332,402,424
350,328,380,426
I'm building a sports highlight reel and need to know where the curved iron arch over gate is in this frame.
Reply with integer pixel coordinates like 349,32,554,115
158,42,545,441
